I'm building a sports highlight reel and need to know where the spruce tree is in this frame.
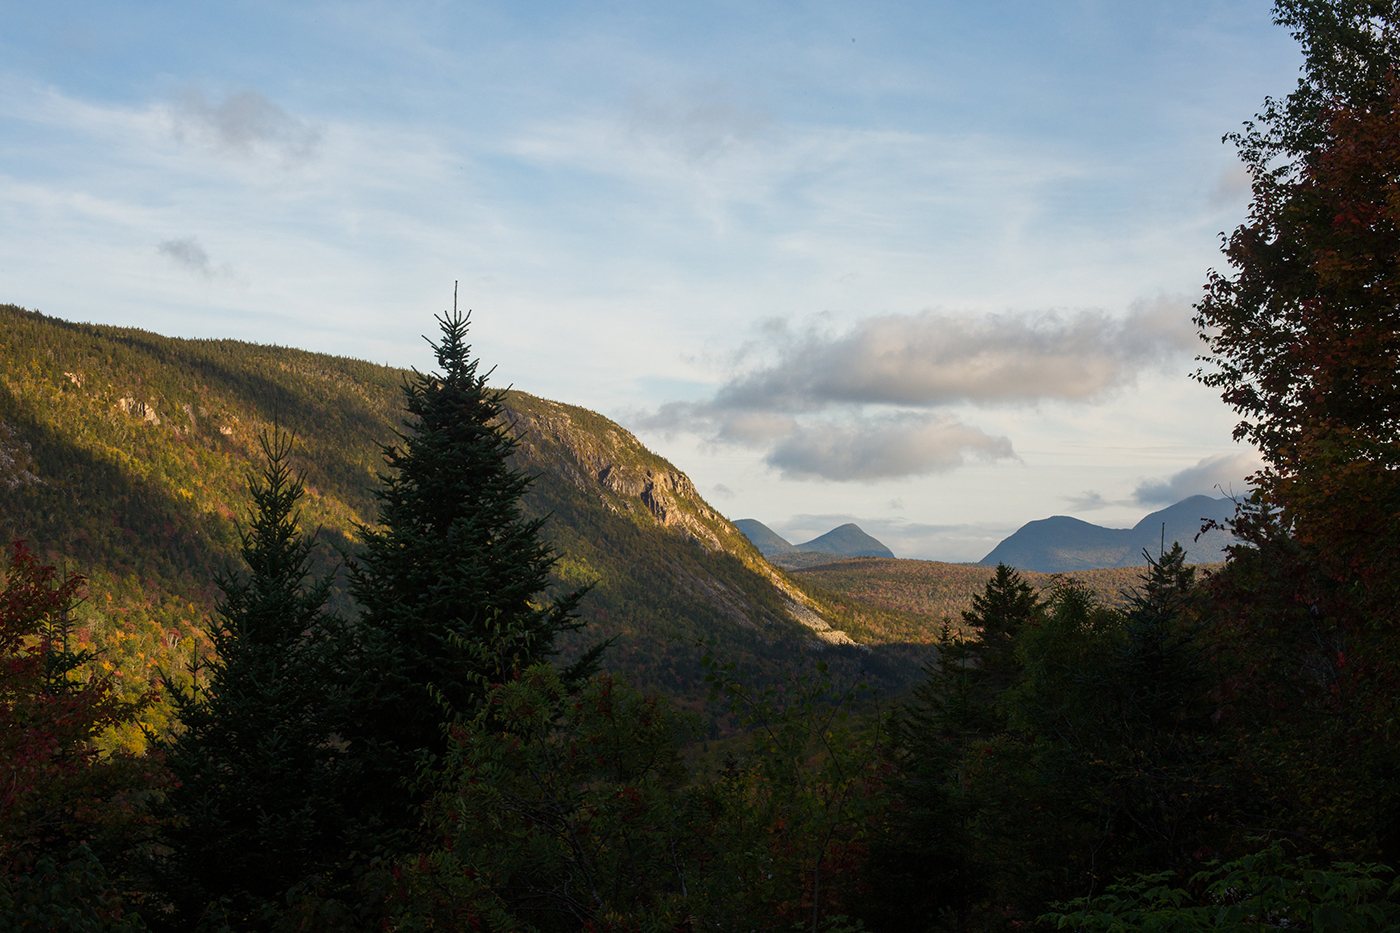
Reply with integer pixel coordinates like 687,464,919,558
861,567,1041,931
159,432,352,928
343,301,589,842
962,562,1041,696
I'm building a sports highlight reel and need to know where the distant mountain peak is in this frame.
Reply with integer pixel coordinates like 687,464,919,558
796,524,894,559
735,520,894,560
732,519,794,557
980,497,1237,572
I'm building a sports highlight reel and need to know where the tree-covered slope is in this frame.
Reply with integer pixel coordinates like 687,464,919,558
794,523,894,558
0,304,924,743
787,557,1175,623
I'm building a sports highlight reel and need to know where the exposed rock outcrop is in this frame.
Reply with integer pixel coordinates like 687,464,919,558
0,423,42,490
501,393,861,648
505,398,727,550
114,397,161,425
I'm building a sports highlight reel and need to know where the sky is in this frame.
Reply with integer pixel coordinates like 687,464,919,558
0,1,1303,560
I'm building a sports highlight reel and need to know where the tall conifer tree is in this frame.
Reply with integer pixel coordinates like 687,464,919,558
344,297,589,841
160,432,352,929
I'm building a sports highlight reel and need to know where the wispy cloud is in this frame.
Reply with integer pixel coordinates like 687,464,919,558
1064,490,1111,511
157,235,241,283
170,89,320,163
1133,452,1260,505
625,84,771,164
1209,163,1251,207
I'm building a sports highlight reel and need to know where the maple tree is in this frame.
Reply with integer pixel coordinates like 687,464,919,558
1192,0,1400,865
1195,2,1400,584
0,540,160,926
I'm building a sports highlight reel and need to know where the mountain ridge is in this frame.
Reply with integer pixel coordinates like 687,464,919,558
980,495,1237,572
0,304,926,746
733,518,895,560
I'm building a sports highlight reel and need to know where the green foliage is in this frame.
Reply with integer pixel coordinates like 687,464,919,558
963,563,1041,691
0,303,403,749
700,650,889,930
345,308,591,851
859,567,1044,932
1192,0,1400,867
392,664,699,931
789,558,1161,634
862,622,989,933
0,301,950,745
1047,846,1400,932
0,845,150,932
864,556,1229,931
391,651,889,932
157,433,355,928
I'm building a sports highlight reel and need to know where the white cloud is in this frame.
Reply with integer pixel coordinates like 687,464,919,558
706,297,1199,413
1133,451,1261,505
765,412,1014,482
633,297,1197,482
624,84,772,164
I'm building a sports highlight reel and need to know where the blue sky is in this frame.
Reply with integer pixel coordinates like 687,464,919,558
0,1,1302,559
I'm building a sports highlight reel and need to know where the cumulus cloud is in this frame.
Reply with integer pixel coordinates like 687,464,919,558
171,89,320,162
765,412,1014,482
703,298,1199,414
1133,452,1261,505
632,298,1198,482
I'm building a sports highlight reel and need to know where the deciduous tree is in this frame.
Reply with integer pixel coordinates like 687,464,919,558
0,540,157,927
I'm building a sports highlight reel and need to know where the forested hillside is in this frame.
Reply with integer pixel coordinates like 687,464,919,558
0,303,927,745
0,304,407,747
9,2,1400,929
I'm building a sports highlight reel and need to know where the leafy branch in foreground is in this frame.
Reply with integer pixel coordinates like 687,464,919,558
1046,845,1400,932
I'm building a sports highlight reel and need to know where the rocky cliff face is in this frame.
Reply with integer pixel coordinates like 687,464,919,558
506,397,725,549
501,392,858,648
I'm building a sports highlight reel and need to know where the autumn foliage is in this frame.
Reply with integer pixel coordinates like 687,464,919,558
0,541,159,873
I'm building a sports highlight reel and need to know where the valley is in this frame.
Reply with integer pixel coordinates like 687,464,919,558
0,302,1232,748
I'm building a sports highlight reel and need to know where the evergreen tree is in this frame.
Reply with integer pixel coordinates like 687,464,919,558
343,301,590,844
862,568,1042,932
961,562,1041,694
159,432,352,929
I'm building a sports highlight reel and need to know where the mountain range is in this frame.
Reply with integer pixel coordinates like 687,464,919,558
732,520,896,561
0,304,937,745
737,497,1236,575
979,495,1237,572
0,303,1241,750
